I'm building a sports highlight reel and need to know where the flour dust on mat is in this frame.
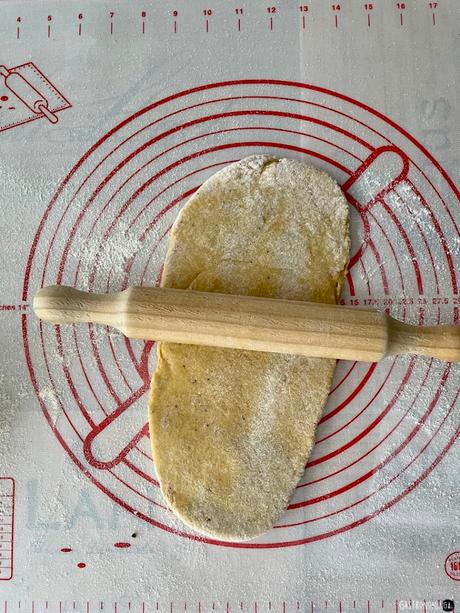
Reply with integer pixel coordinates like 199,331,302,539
148,155,350,541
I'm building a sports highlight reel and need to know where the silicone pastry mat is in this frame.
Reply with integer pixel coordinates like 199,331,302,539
0,0,459,607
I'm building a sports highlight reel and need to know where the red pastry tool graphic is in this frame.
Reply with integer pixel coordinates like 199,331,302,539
0,65,58,123
343,146,409,270
81,148,410,473
0,62,70,132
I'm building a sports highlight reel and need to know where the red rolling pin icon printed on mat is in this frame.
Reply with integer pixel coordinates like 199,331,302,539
0,65,58,123
0,62,71,132
343,146,409,272
82,146,409,473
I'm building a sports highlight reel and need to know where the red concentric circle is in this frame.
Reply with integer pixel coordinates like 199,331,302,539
22,80,460,548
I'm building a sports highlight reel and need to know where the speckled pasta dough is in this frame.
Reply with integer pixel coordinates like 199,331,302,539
148,155,350,541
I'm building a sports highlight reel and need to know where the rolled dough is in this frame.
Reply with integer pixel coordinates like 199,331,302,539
148,155,350,541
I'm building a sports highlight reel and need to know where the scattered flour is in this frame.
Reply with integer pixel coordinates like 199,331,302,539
38,385,61,426
0,369,32,459
78,219,143,291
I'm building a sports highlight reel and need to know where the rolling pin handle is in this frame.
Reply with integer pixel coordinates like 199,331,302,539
387,318,460,363
35,102,59,124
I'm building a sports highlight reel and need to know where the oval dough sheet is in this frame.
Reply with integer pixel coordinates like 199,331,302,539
148,155,350,541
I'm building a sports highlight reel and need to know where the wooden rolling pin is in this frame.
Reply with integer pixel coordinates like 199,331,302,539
33,285,460,363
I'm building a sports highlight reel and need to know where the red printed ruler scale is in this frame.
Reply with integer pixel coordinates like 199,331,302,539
0,0,459,603
0,2,447,40
0,478,15,582
0,601,456,613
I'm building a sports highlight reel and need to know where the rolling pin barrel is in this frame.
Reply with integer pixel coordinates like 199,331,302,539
33,285,460,363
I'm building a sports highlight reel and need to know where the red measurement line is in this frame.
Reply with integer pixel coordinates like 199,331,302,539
367,13,371,27
142,20,145,34
4,601,7,613
270,17,273,30
78,22,82,35
310,603,313,613
335,14,338,27
302,15,306,29
282,603,286,613
227,604,230,613
396,601,399,613
400,13,403,25
110,21,113,35
339,603,342,613
174,20,177,33
206,19,209,32
432,12,436,25
47,24,50,38
381,603,384,610
368,602,371,613
238,18,241,31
